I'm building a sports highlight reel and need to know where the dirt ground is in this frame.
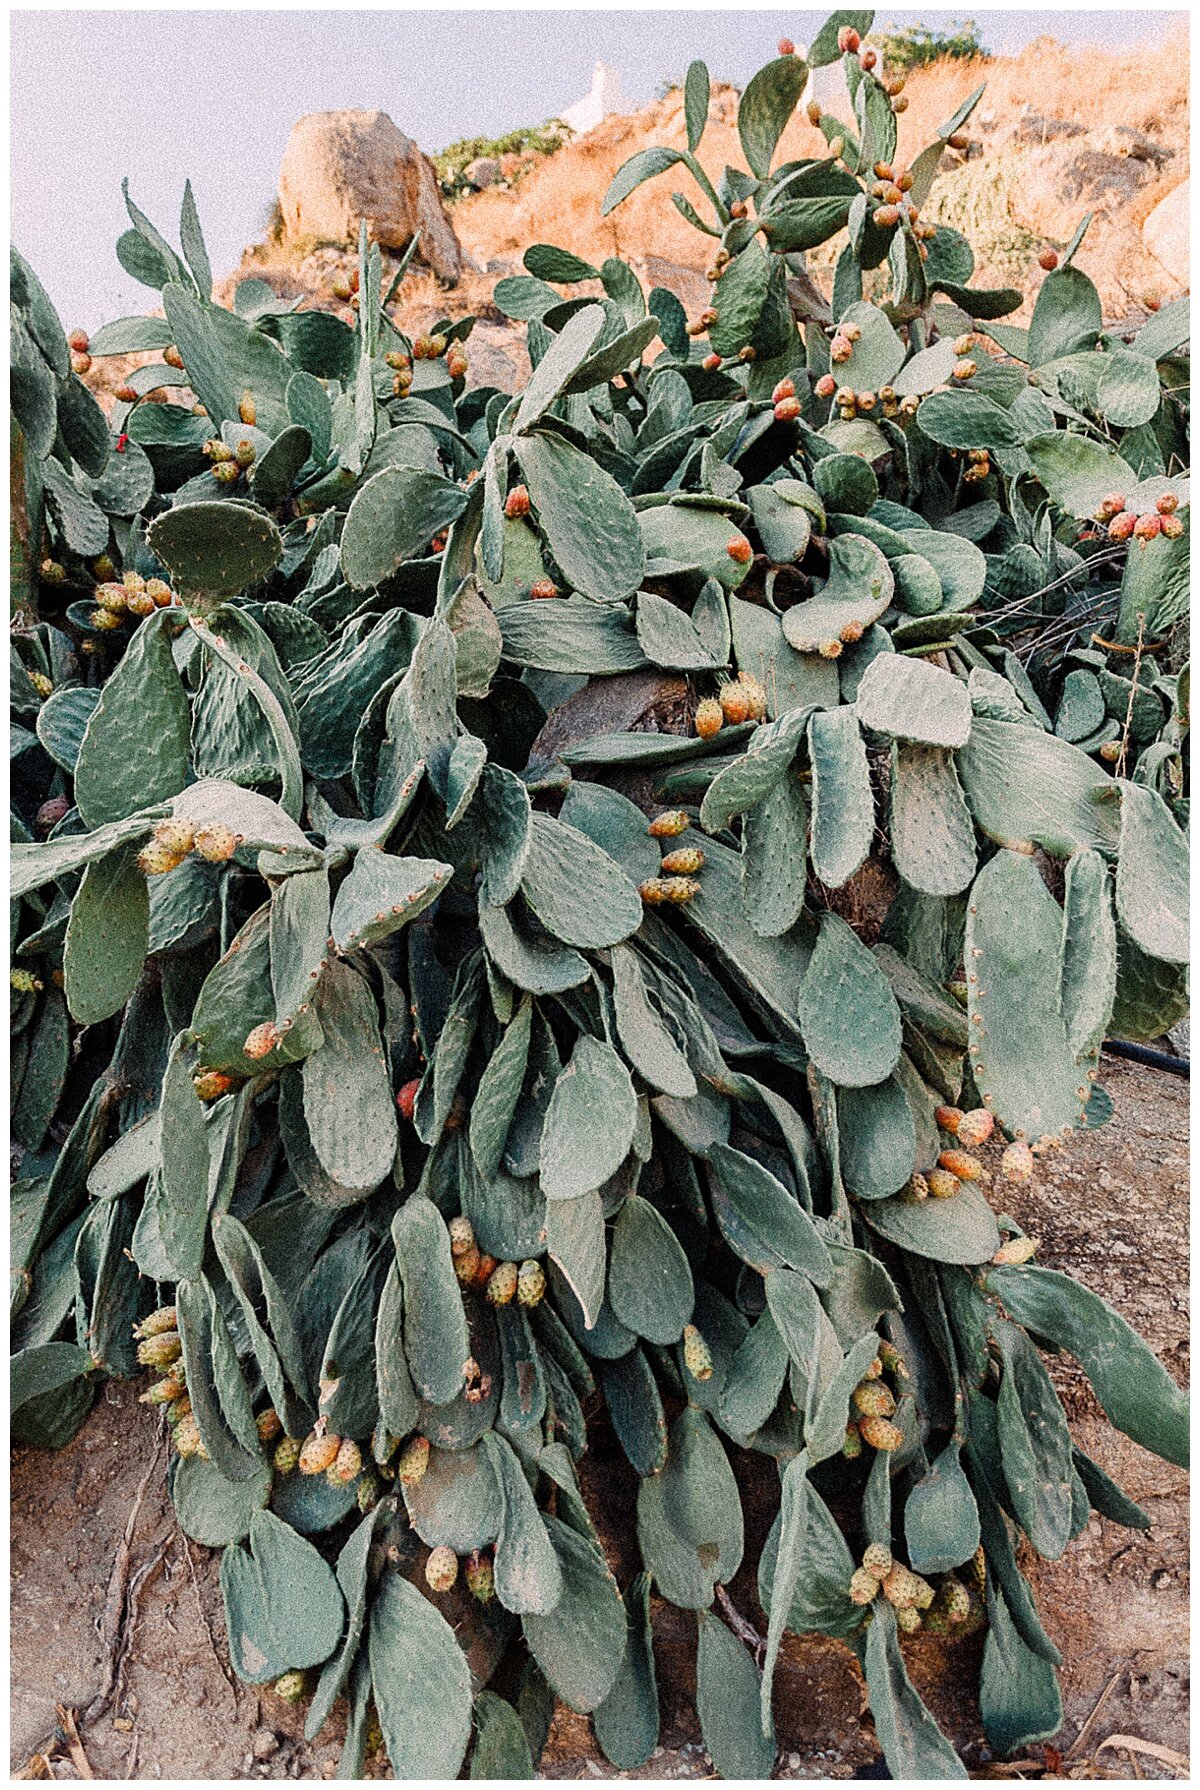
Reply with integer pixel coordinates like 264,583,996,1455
11,1056,1188,1782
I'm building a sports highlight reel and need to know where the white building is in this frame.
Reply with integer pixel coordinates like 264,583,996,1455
560,62,623,136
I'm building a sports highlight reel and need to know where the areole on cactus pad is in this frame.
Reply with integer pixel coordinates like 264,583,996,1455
10,7,1189,1779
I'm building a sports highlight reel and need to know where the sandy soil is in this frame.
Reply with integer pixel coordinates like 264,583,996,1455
11,1055,1188,1781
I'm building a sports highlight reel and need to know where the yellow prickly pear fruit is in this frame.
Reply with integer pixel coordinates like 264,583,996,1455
739,672,768,720
859,1414,903,1452
137,1331,182,1369
299,1431,341,1475
135,1306,179,1339
243,1021,280,1060
273,1436,302,1474
194,824,239,862
140,1372,187,1406
327,1437,363,1485
154,818,196,856
955,1109,994,1149
852,1380,896,1419
896,1605,922,1634
486,1261,518,1305
927,1169,961,1200
397,1434,431,1487
174,1413,206,1458
862,1543,893,1580
682,1324,713,1382
1000,1140,1035,1183
900,1174,929,1202
934,1104,963,1134
27,670,52,698
695,697,724,738
648,810,691,838
849,1567,880,1605
194,1069,234,1101
992,1235,1038,1267
882,1563,924,1610
10,969,42,994
660,846,705,875
517,1259,546,1308
425,1545,458,1592
971,1546,987,1594
239,391,257,425
256,1408,282,1445
662,876,700,904
137,838,186,877
448,1215,476,1257
465,1549,494,1603
937,1149,983,1182
273,1671,307,1705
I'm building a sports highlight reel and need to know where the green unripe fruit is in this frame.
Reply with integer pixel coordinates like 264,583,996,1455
137,1331,182,1369
234,439,256,468
425,1545,458,1592
40,559,67,585
212,461,240,485
852,1379,896,1419
842,1423,863,1459
135,1306,178,1339
140,1372,187,1406
273,1436,302,1474
877,1341,907,1379
273,1671,307,1705
398,1434,431,1486
896,1606,922,1634
465,1549,494,1603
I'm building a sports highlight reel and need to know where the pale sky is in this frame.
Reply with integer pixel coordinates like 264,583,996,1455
10,6,1187,329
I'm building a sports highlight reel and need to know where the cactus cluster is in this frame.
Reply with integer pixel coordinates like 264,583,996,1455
9,11,1189,1781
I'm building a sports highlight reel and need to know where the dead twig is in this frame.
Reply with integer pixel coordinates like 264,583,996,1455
1096,1735,1189,1776
82,1434,164,1726
55,1709,95,1781
715,1584,766,1664
1065,1669,1121,1760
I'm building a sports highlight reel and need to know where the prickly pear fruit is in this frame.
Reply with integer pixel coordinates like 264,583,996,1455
273,1671,307,1705
299,1432,340,1475
934,1105,963,1134
940,1578,971,1624
896,1606,922,1634
992,1235,1038,1267
141,1372,187,1406
426,1545,458,1592
1133,512,1162,542
639,876,700,906
702,353,722,370
448,1215,475,1257
682,1324,714,1382
660,846,705,875
837,25,860,51
137,1331,182,1369
900,1174,929,1203
166,1392,192,1428
719,681,752,724
877,1340,907,1379
774,396,802,422
356,1474,379,1514
815,373,837,398
955,1109,994,1149
273,1436,302,1474
726,535,753,565
849,1567,880,1606
194,1069,234,1101
1106,510,1135,542
649,810,691,837
505,484,531,519
807,100,823,126
36,796,71,835
243,1021,280,1061
882,1563,929,1610
517,1259,546,1308
256,1408,282,1445
454,1245,482,1287
211,461,241,485
173,1413,206,1458
10,969,42,994
398,1434,431,1487
927,1168,962,1200
1038,248,1059,271
859,1414,903,1452
413,335,447,360
239,392,257,426
465,1549,495,1603
862,1542,893,1580
1160,513,1184,539
938,1149,983,1181
842,1423,863,1459
695,697,724,738
487,1261,519,1305
852,1380,897,1419
137,838,186,877
396,1078,420,1121
327,1437,363,1484
1000,1141,1034,1183
194,825,238,863
530,578,559,600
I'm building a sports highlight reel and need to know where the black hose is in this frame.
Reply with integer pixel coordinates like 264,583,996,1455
1102,1038,1190,1078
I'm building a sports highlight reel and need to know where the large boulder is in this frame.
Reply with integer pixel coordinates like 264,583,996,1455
278,110,462,283
1143,181,1189,287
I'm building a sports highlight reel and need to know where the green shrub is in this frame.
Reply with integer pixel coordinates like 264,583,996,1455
10,7,1189,1779
873,18,989,73
434,121,573,203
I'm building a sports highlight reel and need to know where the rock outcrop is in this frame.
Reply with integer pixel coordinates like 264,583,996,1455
1143,181,1189,287
278,109,463,283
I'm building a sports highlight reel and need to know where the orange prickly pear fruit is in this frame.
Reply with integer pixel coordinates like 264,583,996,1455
837,25,860,51
938,1148,983,1181
774,396,802,421
396,1078,420,1121
504,484,531,519
852,1380,897,1420
138,838,186,877
163,344,185,369
256,1408,282,1445
772,377,796,403
859,1414,903,1451
648,810,690,838
299,1431,341,1475
1107,511,1137,542
530,578,559,600
719,681,752,724
194,824,239,862
726,535,753,564
1160,513,1184,539
660,846,705,875
695,697,724,738
194,1069,234,1101
454,1245,482,1286
934,1103,964,1134
1133,512,1162,542
151,819,194,856
955,1109,994,1149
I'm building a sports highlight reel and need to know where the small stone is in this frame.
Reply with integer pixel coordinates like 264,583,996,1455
253,1730,280,1760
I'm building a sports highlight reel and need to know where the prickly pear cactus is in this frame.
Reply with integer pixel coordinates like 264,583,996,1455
10,13,1189,1779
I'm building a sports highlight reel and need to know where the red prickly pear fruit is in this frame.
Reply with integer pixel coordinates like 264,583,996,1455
194,824,239,863
859,1414,903,1451
256,1408,283,1445
849,1567,879,1605
719,681,752,724
194,1069,234,1101
774,396,802,421
992,1234,1038,1266
137,839,187,877
273,1671,307,1705
137,1331,182,1369
862,1542,893,1580
837,25,860,51
67,328,89,352
777,37,795,55
927,1168,962,1200
396,1078,421,1121
239,392,257,425
448,1215,476,1257
955,1109,994,1149
852,1379,897,1419
660,846,705,875
1157,492,1180,515
702,352,721,370
1000,1139,1036,1183
938,1148,983,1181
1038,248,1059,271
504,484,531,519
934,1104,964,1134
772,377,796,403
243,1021,280,1061
163,345,185,369
36,796,71,834
446,348,468,380
70,350,92,375
1099,492,1127,517
815,373,837,398
299,1432,341,1475
726,535,753,564
425,1545,458,1592
1133,512,1162,541
806,100,823,126
487,1261,519,1305
682,1323,714,1382
517,1259,546,1308
115,383,138,404
530,577,559,600
860,47,877,69
465,1549,494,1603
649,810,691,837
474,1253,498,1288
398,1434,431,1487
327,1437,363,1485
1107,511,1137,541
695,697,724,738
1160,514,1184,539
